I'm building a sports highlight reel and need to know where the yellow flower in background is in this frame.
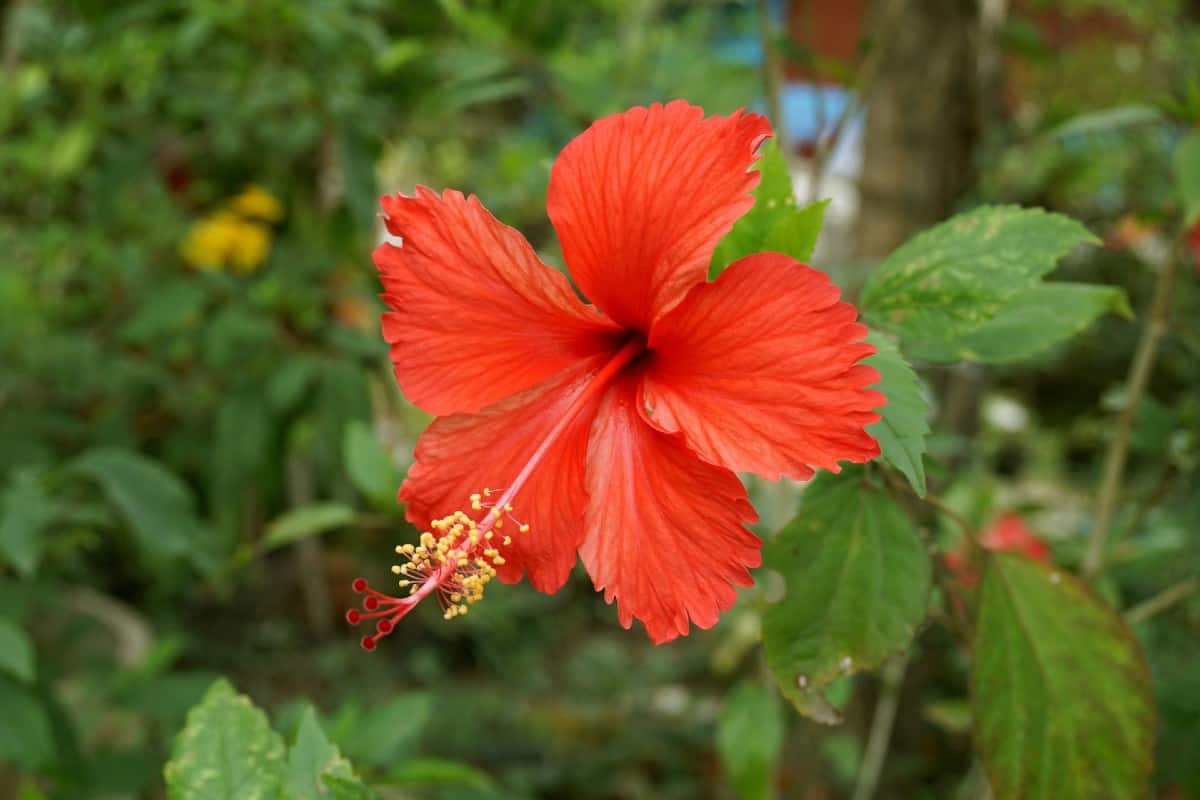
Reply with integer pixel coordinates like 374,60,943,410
228,220,270,273
180,185,283,273
230,184,285,223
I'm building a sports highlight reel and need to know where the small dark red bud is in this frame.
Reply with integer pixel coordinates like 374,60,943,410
364,596,379,611
346,609,361,625
352,578,368,592
360,636,377,651
376,619,393,634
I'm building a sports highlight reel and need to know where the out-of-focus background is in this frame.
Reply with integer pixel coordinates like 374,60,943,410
1,1,1198,798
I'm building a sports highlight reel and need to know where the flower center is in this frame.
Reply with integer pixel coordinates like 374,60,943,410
348,336,645,651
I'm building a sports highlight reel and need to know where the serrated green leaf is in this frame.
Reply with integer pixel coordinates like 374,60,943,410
908,283,1131,363
973,556,1154,800
70,447,216,571
387,758,495,791
287,706,364,800
0,620,35,684
343,421,400,509
710,140,827,276
263,503,356,551
860,206,1099,354
1174,131,1200,224
717,681,783,800
164,679,286,800
865,333,929,496
762,471,929,722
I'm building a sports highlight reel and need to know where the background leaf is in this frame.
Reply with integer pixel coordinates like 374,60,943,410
263,503,357,551
1174,131,1200,224
287,706,366,800
0,620,35,684
343,421,401,509
387,757,495,791
0,470,54,577
865,334,929,495
972,555,1154,799
762,470,930,722
164,679,286,800
710,139,827,276
717,681,784,800
70,448,216,572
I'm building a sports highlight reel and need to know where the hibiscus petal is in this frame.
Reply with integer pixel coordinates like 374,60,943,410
376,187,620,416
642,252,884,481
399,356,610,593
547,101,771,331
580,376,761,644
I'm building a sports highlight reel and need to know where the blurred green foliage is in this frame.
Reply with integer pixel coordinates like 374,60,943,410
1,0,1199,798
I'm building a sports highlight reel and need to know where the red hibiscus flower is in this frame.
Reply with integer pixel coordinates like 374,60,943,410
348,101,884,646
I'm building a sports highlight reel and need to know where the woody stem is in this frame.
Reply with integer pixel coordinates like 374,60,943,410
1084,243,1183,578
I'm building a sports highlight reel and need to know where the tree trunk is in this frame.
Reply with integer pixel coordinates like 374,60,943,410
855,0,980,259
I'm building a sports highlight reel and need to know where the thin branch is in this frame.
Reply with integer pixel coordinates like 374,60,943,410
1084,246,1184,577
758,0,786,154
851,653,909,800
1125,577,1199,625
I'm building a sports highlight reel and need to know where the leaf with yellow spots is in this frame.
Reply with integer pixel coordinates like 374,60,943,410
859,205,1123,363
164,679,286,800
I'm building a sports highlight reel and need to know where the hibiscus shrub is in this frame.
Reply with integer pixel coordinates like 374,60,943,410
4,2,1200,799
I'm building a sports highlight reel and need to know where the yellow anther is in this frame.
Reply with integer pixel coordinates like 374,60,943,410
483,488,492,497
494,556,506,565
469,493,481,502
504,503,513,512
504,535,513,545
517,524,529,533
391,565,402,575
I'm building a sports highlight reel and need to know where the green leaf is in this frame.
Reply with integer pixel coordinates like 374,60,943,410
908,283,1132,363
332,693,433,768
717,681,784,800
320,774,378,800
973,555,1154,799
343,421,400,508
164,679,287,800
0,677,54,768
287,706,366,800
1174,131,1200,224
762,470,929,723
0,620,35,684
0,470,54,577
864,333,929,496
387,757,495,791
710,140,827,277
263,503,357,551
70,447,216,571
859,206,1099,355
1050,104,1163,139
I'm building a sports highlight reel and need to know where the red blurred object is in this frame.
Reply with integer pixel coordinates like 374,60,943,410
943,512,1051,588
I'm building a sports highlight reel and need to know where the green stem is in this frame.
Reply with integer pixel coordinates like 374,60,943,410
851,654,908,800
1084,247,1184,577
